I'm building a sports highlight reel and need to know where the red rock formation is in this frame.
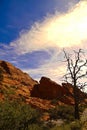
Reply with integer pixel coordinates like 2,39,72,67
26,97,55,110
31,77,66,99
0,60,37,87
31,77,87,105
0,60,86,109
0,60,37,100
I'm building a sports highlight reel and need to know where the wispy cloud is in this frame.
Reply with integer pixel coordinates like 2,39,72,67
1,1,87,90
0,43,19,65
10,0,87,54
23,51,66,83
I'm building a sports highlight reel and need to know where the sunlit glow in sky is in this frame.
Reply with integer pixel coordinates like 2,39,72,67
10,0,87,54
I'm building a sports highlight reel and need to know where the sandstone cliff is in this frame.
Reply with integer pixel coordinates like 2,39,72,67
0,60,86,110
0,60,37,87
0,60,37,100
31,77,65,99
31,77,87,105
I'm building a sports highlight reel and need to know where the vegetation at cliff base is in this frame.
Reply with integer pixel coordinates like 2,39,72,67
0,99,87,130
0,100,40,130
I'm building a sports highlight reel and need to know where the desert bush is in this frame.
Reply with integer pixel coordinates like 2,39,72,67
50,121,82,130
79,104,87,113
51,99,58,105
27,124,44,130
50,124,71,130
80,108,87,130
70,120,82,130
49,105,74,121
0,100,40,130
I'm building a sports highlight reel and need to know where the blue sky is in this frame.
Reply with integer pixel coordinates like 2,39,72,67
0,0,73,43
0,0,87,88
0,0,79,44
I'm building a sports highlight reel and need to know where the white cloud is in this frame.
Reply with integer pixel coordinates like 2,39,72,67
22,50,67,84
3,0,86,92
9,1,87,89
10,0,87,54
22,48,87,93
67,0,79,10
23,56,66,84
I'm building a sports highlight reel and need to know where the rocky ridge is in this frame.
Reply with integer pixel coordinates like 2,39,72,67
0,60,37,87
0,60,87,110
0,60,37,100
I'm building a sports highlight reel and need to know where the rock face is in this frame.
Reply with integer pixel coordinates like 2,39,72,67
0,60,86,109
31,77,87,105
0,60,37,100
31,77,66,99
0,60,37,87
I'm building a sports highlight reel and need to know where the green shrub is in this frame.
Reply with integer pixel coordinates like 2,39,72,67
50,124,71,130
49,105,74,121
70,120,82,130
0,100,40,130
28,124,44,130
51,99,58,105
79,104,87,113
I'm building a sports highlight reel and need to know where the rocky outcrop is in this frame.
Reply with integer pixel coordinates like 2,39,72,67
0,60,37,87
31,77,87,105
26,97,55,110
0,60,37,100
0,60,86,109
31,77,66,99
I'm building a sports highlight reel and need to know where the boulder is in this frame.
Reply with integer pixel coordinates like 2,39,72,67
31,77,66,99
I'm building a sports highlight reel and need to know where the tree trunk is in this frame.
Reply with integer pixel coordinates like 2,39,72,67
74,98,80,119
73,82,80,119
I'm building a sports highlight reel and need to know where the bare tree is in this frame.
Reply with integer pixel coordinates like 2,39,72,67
63,49,87,119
